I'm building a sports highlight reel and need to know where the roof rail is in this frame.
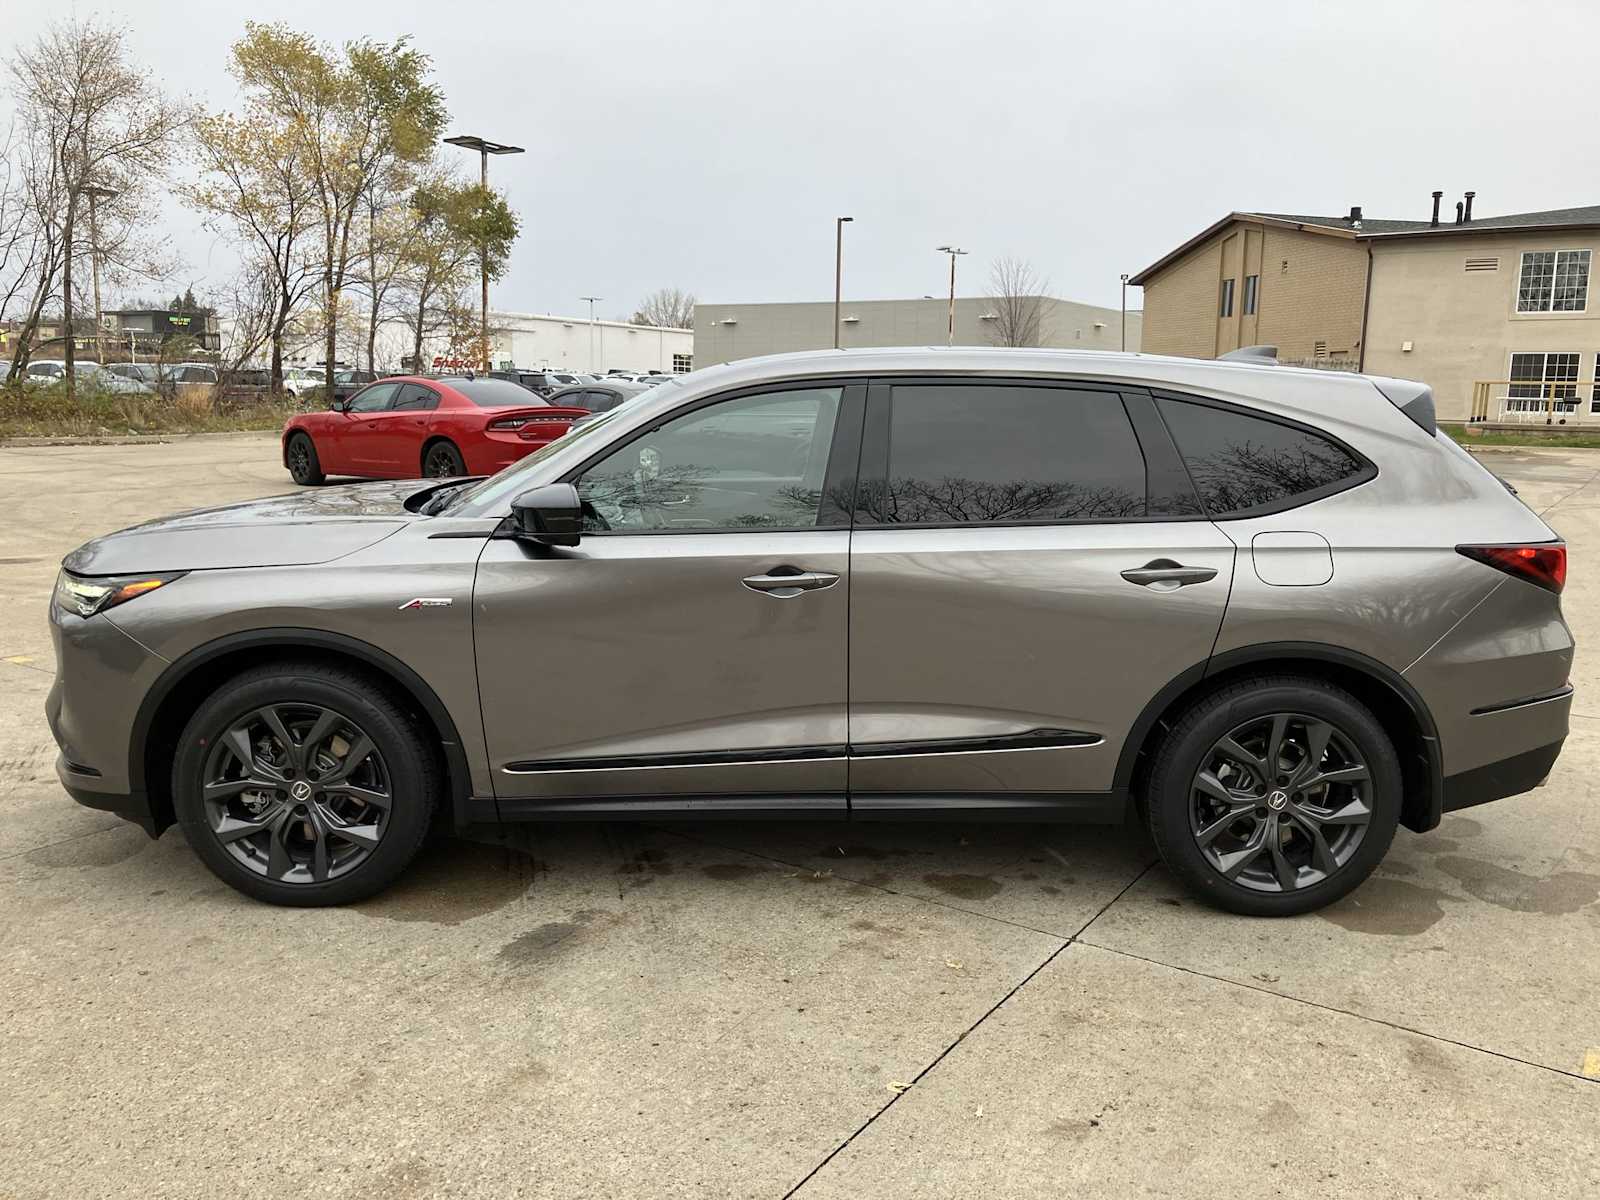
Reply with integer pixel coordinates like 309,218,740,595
1219,345,1278,364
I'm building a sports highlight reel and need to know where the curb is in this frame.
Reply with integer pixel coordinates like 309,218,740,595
0,429,281,448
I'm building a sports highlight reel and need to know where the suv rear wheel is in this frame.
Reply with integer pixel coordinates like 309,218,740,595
1145,676,1401,916
173,663,440,906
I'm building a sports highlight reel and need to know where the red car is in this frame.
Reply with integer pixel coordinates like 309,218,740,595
281,375,590,485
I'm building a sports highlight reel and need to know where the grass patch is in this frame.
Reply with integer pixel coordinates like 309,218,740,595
0,382,297,439
1440,422,1600,449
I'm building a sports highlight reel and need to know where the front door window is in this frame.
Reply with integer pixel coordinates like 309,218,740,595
576,387,843,531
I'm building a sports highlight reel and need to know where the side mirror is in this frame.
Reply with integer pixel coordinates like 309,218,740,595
510,483,582,547
328,396,346,412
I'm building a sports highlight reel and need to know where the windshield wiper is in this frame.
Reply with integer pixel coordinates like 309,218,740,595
418,482,472,516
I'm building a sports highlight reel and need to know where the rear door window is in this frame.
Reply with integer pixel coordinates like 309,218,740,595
392,383,439,412
1155,396,1371,517
860,383,1149,524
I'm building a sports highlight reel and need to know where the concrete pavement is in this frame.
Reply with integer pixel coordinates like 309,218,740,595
0,435,1596,1197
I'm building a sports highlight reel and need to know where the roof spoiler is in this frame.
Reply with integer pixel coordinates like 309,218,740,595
1219,345,1278,364
1371,376,1437,435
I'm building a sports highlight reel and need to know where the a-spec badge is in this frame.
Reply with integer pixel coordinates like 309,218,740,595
397,597,453,611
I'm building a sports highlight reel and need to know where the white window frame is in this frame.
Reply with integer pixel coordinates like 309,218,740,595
1515,249,1591,314
671,353,692,374
1243,274,1259,316
1506,351,1581,413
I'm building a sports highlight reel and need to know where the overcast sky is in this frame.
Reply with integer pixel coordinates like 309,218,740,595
7,0,1599,321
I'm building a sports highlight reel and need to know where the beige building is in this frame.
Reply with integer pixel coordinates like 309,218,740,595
1130,198,1600,422
693,296,1140,368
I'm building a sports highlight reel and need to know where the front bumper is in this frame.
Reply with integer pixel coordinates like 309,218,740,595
46,605,170,835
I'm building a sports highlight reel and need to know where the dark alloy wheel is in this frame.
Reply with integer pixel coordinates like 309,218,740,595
1188,712,1373,894
286,432,324,485
174,663,440,906
423,440,466,478
200,702,392,885
1145,676,1401,916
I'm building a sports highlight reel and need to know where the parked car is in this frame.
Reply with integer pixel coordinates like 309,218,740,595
546,379,650,419
488,369,586,397
106,362,161,387
48,347,1571,912
25,360,153,394
281,367,324,398
164,362,220,386
329,369,377,403
279,374,591,483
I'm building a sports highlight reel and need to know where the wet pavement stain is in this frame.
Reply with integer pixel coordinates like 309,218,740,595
1433,856,1600,915
355,840,537,926
702,863,761,881
1319,877,1458,935
619,848,674,876
499,922,582,964
1376,859,1418,877
25,826,148,869
922,873,1003,901
1441,816,1485,839
498,909,612,966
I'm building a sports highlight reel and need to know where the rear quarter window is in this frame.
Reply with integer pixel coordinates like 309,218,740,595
1156,395,1371,517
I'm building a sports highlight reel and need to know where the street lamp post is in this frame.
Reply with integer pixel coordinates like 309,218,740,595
833,216,853,349
443,134,525,372
580,296,603,372
82,185,118,365
935,245,967,346
1119,273,1130,352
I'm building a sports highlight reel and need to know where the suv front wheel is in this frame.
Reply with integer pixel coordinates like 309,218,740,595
1145,676,1401,916
173,662,440,906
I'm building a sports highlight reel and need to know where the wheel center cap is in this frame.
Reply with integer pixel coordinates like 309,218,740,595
1266,789,1289,811
290,780,313,803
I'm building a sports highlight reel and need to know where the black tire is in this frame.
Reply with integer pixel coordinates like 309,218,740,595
172,662,441,907
1144,675,1401,917
286,432,325,485
422,439,466,478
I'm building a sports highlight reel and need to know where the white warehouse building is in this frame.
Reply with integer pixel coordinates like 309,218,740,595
485,311,693,376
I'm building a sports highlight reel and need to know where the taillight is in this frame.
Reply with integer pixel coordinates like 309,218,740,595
1457,543,1566,594
488,415,533,431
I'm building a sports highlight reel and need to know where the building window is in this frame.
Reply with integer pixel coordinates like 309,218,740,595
1243,274,1259,316
672,353,692,374
1218,278,1235,318
1516,250,1590,313
1508,351,1580,413
1592,353,1600,413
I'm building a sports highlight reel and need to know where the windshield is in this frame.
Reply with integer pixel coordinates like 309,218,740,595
443,382,675,515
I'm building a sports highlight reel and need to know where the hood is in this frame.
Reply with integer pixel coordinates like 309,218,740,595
63,479,432,575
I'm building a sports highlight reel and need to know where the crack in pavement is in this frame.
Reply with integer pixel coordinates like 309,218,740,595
1076,938,1600,1087
0,819,126,865
780,862,1157,1198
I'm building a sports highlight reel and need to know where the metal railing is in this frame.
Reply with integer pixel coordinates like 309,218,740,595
1469,379,1597,424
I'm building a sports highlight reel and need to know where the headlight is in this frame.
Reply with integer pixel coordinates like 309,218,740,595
54,570,185,618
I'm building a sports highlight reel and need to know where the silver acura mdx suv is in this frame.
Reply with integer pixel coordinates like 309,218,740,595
47,348,1573,915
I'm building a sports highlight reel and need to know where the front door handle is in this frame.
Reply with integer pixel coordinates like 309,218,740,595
1120,559,1218,588
742,569,840,597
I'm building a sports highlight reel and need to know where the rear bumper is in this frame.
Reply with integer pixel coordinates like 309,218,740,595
1441,739,1564,813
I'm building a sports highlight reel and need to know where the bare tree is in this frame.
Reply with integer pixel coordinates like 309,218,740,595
985,256,1049,348
5,18,185,391
187,109,319,390
631,287,696,329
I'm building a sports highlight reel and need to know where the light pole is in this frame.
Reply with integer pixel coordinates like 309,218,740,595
1119,273,1130,352
833,216,853,349
580,296,603,372
82,185,118,364
936,245,967,346
443,134,525,372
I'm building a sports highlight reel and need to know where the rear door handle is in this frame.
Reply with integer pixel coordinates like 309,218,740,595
1120,559,1218,588
742,569,840,597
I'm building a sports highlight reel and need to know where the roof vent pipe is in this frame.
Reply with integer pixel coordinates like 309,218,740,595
1464,190,1475,222
1347,205,1362,224
1431,190,1443,227
1455,200,1464,224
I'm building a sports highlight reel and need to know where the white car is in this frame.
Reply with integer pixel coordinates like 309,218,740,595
281,368,324,397
26,360,153,395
